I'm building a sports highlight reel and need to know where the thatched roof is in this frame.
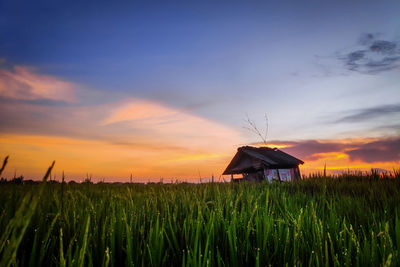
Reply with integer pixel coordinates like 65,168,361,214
223,146,304,175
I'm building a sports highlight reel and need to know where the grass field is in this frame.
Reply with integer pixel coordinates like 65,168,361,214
0,165,400,266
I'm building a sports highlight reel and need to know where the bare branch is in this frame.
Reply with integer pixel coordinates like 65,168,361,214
243,113,269,144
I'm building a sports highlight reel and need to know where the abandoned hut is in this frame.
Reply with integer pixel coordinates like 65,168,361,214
223,146,304,182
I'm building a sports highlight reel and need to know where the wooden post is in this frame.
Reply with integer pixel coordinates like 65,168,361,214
296,166,301,180
276,169,281,182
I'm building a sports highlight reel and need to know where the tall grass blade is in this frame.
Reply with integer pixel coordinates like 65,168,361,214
0,155,9,176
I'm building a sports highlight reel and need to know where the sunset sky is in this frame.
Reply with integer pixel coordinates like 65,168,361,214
1,1,399,182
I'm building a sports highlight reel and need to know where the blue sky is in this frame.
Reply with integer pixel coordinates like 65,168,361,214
0,0,399,179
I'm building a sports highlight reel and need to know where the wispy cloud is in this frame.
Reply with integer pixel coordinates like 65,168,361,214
101,99,240,148
338,33,400,74
335,104,400,123
0,66,77,103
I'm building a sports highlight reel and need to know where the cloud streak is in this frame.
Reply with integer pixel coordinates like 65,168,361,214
338,33,400,74
101,99,240,147
0,66,77,103
335,104,400,123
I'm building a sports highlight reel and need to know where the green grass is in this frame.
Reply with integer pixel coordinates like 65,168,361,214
0,173,400,266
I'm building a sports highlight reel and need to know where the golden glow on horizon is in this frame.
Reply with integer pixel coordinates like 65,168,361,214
252,143,292,149
1,134,398,181
301,151,399,175
0,134,234,181
312,152,348,160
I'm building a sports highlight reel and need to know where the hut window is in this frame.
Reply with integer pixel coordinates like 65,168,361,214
278,169,292,181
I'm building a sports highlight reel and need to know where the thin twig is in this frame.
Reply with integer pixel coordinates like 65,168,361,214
243,114,268,144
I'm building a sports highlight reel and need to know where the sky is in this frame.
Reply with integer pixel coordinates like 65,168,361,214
0,0,399,182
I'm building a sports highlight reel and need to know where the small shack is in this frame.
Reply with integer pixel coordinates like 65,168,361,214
223,146,304,182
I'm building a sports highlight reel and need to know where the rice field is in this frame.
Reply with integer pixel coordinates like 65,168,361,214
0,162,400,266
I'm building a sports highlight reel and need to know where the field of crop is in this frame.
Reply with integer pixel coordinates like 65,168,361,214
0,164,400,266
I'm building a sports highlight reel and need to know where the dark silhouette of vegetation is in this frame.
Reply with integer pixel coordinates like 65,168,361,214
1,155,400,266
0,166,399,266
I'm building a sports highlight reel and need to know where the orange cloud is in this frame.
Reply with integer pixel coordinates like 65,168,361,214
101,99,242,149
102,99,177,124
0,66,76,103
